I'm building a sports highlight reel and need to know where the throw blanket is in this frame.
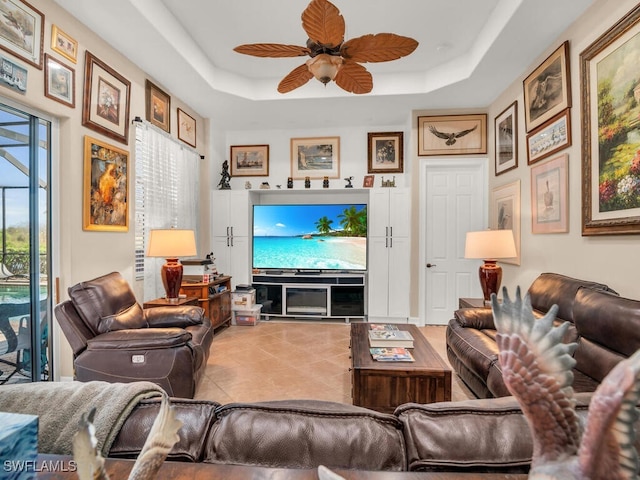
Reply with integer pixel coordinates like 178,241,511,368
0,380,164,455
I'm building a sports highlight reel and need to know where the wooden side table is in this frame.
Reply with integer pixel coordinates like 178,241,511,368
143,296,199,308
180,275,232,329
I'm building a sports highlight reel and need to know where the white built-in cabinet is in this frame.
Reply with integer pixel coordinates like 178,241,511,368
211,190,250,286
367,188,411,321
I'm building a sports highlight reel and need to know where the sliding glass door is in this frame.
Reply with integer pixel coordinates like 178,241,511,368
0,102,51,384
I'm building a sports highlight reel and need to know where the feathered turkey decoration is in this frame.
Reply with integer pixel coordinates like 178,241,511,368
492,287,640,479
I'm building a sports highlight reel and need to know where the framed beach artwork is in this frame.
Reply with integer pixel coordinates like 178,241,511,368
0,0,44,69
490,180,521,265
145,80,170,133
417,114,487,156
367,131,403,173
230,144,269,176
83,136,129,232
290,136,340,179
44,53,74,107
82,51,131,144
530,154,568,234
581,3,640,235
494,101,518,175
526,109,571,165
523,41,571,132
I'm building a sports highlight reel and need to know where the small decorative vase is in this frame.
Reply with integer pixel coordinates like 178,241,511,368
305,176,311,189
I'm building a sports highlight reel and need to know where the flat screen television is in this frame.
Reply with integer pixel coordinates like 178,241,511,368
252,204,367,271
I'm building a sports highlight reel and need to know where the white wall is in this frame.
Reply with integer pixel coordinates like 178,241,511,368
487,0,640,299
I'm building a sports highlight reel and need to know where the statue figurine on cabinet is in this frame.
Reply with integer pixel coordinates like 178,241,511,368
287,177,294,189
344,176,354,188
218,160,231,190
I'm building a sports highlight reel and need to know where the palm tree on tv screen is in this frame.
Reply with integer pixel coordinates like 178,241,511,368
314,216,333,234
338,205,366,236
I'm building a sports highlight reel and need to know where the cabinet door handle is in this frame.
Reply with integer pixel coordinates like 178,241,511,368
230,236,234,247
226,236,230,247
385,237,388,248
389,237,393,248
230,226,234,236
385,226,388,237
226,226,230,236
389,226,393,237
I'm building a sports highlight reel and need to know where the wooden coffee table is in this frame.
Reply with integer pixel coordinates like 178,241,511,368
350,323,452,413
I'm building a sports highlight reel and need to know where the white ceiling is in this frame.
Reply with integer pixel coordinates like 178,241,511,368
53,0,594,131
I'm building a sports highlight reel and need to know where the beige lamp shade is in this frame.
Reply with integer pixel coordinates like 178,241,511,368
146,229,197,258
464,229,516,260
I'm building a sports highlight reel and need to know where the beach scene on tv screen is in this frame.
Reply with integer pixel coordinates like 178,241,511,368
253,204,367,270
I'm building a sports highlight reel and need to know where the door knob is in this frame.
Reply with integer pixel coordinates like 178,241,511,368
426,263,437,268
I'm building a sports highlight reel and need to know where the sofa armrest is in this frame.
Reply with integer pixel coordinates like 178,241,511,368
144,306,204,328
454,308,496,330
86,328,192,351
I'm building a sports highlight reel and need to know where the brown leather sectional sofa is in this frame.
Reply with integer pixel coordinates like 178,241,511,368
107,391,639,474
446,272,640,398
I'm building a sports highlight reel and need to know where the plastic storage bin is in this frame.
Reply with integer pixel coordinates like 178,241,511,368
232,304,262,326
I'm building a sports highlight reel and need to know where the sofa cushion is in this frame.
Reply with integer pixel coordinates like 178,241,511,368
527,272,616,324
68,272,143,335
205,400,406,471
100,302,147,333
145,306,204,329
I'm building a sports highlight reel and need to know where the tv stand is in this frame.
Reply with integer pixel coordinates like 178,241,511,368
252,272,366,321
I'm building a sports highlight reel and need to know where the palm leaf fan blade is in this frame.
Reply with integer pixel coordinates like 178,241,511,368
341,33,419,63
302,0,345,47
234,43,309,58
334,62,372,94
278,64,314,93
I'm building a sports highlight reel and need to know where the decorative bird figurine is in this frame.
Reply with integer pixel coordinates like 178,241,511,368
72,393,182,480
428,124,477,146
492,287,640,480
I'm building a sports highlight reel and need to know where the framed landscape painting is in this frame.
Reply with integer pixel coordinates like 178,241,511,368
290,136,340,179
581,3,640,235
82,51,131,144
523,41,571,132
0,0,44,69
83,136,129,232
530,154,568,234
367,131,403,173
230,144,269,176
417,114,487,156
494,101,518,175
490,180,521,265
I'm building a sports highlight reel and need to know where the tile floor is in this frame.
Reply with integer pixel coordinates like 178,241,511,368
194,321,475,404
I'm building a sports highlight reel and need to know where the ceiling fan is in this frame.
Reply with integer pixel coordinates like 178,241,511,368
233,0,419,94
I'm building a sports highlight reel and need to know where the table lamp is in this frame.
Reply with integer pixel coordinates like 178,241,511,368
146,228,197,301
464,229,517,303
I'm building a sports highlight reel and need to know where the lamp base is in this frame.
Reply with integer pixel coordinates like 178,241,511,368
161,257,183,301
478,260,502,303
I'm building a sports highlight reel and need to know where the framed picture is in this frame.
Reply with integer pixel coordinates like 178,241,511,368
82,51,131,145
290,136,340,179
526,109,571,165
230,144,269,176
417,114,487,156
523,41,571,132
581,3,640,235
177,108,196,147
50,24,77,63
494,102,518,175
363,175,374,188
0,0,43,69
490,180,521,265
530,154,568,234
145,80,170,133
367,131,403,173
44,54,74,107
83,136,129,232
0,54,26,94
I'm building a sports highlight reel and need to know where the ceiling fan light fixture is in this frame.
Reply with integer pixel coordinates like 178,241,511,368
306,54,342,85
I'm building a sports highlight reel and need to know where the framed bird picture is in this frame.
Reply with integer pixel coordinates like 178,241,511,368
417,114,487,156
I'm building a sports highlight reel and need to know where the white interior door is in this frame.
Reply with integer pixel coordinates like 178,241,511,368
420,159,487,325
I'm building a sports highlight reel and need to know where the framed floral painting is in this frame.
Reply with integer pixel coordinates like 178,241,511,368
581,3,640,235
44,54,74,108
145,80,170,133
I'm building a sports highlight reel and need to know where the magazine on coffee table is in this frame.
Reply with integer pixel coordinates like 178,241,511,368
370,347,415,362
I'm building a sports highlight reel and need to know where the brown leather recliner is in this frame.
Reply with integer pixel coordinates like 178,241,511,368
54,272,213,398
